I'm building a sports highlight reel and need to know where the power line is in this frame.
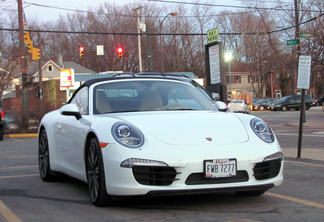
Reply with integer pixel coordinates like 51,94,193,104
148,0,322,13
1,12,322,36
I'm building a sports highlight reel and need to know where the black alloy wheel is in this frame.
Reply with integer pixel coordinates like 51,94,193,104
38,129,56,181
86,137,113,207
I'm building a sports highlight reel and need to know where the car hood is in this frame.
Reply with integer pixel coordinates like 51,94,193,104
110,111,249,146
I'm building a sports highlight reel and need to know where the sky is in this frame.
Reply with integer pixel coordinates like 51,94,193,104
0,0,249,23
0,0,136,22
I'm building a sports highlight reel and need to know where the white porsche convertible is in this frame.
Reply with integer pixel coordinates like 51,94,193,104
38,73,283,206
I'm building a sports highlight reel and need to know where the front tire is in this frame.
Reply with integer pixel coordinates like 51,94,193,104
86,137,113,207
282,106,287,111
38,129,56,181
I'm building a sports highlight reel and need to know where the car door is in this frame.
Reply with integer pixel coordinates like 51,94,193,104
57,86,90,177
286,96,295,109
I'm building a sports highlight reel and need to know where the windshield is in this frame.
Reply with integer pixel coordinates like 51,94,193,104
93,80,215,114
278,96,289,102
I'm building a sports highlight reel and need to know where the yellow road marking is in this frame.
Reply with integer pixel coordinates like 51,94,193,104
0,200,23,222
0,174,39,179
285,160,324,167
266,192,324,209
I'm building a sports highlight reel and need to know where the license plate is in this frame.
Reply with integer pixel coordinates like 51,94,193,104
204,159,237,178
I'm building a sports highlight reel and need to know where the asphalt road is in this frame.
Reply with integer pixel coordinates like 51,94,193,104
0,108,323,222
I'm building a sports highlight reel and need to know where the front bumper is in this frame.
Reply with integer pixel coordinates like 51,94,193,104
102,143,284,196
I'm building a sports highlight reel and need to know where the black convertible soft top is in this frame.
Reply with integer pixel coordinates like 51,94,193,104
67,72,194,104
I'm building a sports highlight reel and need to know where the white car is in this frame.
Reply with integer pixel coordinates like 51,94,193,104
228,100,251,114
38,73,283,206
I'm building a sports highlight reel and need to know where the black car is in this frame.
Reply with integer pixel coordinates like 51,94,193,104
270,95,313,111
253,98,278,111
0,100,6,140
317,96,324,106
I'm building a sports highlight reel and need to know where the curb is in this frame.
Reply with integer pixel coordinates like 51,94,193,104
7,133,38,138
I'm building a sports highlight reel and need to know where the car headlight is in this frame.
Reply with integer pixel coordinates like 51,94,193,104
112,122,144,148
250,118,274,143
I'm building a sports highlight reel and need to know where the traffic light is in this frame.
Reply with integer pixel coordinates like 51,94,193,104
79,46,84,58
24,32,33,54
117,47,123,58
32,47,40,60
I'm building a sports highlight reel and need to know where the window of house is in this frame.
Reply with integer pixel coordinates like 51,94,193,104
248,75,258,83
47,64,53,72
233,75,241,84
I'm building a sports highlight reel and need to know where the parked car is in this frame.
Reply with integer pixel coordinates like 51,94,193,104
228,100,251,113
270,95,313,111
253,98,278,111
38,73,283,206
317,96,324,106
0,100,6,141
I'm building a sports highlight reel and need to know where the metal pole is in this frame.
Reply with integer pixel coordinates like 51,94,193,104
146,25,152,71
295,0,304,159
159,19,165,73
159,13,177,73
136,8,143,72
229,61,232,99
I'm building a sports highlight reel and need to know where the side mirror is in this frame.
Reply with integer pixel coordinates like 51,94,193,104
214,101,230,112
60,103,82,120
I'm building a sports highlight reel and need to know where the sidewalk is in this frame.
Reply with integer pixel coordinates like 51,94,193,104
283,106,324,161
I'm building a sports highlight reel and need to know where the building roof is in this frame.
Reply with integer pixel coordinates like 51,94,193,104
62,62,96,74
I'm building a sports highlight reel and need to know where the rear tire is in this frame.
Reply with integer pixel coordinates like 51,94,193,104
86,137,113,207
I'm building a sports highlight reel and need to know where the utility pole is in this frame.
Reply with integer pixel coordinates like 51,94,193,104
18,0,27,86
135,7,143,72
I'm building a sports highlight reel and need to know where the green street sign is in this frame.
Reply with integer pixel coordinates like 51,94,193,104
207,28,218,44
300,33,315,38
287,39,298,45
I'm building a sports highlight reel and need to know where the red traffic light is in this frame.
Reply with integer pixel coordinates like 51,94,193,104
79,46,85,58
117,47,123,58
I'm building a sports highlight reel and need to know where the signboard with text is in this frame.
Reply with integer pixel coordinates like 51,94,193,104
300,33,315,38
60,68,75,89
207,28,219,44
297,56,311,89
287,39,298,45
208,44,221,85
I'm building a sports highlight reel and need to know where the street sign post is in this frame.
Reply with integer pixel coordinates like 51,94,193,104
300,33,315,38
287,39,298,45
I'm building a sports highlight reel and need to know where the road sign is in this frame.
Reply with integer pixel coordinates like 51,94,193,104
207,28,218,44
297,56,311,89
300,33,315,38
287,39,298,45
